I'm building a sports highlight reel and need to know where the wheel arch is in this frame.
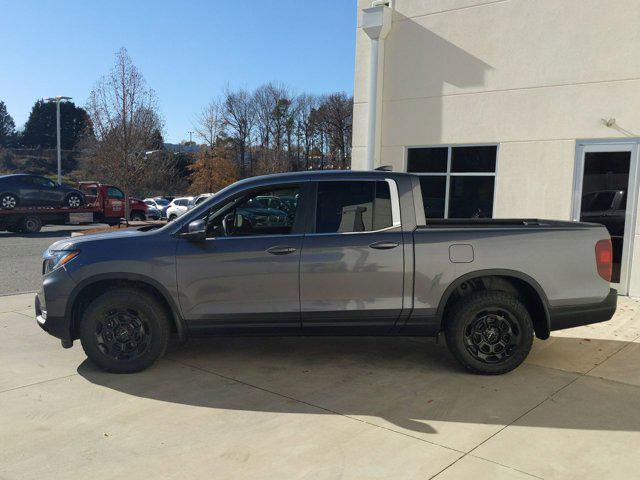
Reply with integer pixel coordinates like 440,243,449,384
66,273,187,341
437,269,551,339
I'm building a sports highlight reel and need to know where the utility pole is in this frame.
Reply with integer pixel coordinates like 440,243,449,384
188,131,194,144
45,96,72,184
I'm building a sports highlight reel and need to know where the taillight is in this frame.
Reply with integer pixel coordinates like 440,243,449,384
595,239,612,282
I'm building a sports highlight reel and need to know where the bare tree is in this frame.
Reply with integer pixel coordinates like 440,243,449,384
223,87,254,177
194,98,225,149
318,93,353,169
296,94,320,170
84,47,162,219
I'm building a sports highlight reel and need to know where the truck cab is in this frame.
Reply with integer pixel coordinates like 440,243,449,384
78,182,148,223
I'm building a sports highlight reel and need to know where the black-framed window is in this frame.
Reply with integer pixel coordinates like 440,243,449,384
407,145,497,219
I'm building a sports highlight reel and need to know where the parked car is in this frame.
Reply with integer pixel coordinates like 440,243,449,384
143,197,170,218
0,174,84,209
192,193,214,208
36,170,616,374
166,196,194,221
145,205,161,220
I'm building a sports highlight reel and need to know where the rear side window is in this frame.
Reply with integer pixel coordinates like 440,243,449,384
315,181,394,234
107,187,124,199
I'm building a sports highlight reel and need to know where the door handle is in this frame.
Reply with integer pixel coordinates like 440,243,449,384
266,246,297,255
369,241,400,250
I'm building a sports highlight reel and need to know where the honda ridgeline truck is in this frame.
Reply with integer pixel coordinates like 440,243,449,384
36,170,617,374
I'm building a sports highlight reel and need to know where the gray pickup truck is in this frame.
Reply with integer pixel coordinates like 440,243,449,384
36,170,617,375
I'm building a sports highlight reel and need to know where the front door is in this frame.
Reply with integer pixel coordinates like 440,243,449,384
300,179,405,332
176,184,306,333
573,142,640,294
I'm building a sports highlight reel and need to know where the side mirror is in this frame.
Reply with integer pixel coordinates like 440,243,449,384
178,219,206,241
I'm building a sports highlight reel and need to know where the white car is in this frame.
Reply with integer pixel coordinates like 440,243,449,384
166,196,194,221
192,193,214,208
143,197,170,218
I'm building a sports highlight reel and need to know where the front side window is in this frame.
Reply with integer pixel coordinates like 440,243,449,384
408,145,497,219
315,181,393,234
207,186,300,237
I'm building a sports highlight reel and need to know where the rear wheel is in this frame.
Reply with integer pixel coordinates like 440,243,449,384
20,215,43,233
1,193,18,209
79,288,170,373
130,211,145,221
65,193,83,209
444,290,533,375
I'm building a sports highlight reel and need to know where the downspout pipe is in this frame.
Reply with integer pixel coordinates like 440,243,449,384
362,3,392,170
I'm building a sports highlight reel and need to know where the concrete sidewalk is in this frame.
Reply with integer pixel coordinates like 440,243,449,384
1,294,640,479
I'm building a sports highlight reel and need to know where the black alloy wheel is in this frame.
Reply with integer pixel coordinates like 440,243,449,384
445,290,534,375
463,308,521,364
95,308,151,361
80,288,170,373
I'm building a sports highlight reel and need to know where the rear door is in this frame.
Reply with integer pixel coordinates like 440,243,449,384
300,179,405,332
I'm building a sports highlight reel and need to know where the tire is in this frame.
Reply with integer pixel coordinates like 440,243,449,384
130,211,145,221
79,288,170,373
20,215,43,233
444,290,533,375
65,193,83,209
168,214,177,222
1,193,18,209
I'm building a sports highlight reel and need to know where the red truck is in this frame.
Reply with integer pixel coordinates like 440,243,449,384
0,182,148,233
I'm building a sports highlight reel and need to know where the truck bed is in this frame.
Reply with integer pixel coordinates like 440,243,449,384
417,218,597,229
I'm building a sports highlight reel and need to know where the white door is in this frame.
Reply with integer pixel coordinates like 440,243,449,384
573,142,640,295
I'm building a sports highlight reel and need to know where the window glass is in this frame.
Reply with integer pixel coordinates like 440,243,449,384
373,181,393,230
207,187,299,237
448,176,495,218
107,187,124,199
315,181,393,233
418,176,446,219
451,146,497,172
407,147,448,173
588,192,616,211
408,145,497,219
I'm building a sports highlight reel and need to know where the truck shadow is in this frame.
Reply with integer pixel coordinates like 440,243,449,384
77,335,640,436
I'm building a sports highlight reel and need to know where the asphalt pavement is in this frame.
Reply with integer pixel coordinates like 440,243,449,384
0,225,101,295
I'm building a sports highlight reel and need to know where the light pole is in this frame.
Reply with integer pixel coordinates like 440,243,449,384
45,96,72,185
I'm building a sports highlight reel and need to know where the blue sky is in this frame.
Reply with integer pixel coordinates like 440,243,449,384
0,0,357,143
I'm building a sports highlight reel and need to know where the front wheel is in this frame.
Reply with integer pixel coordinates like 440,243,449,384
79,288,170,373
444,290,533,375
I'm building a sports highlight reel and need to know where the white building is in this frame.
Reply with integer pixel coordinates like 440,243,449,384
352,0,640,296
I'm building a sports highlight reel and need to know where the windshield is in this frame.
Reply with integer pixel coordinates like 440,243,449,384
155,199,169,206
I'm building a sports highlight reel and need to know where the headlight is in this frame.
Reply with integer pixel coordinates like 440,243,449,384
43,250,79,274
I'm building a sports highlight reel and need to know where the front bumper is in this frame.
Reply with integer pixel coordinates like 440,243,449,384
549,288,618,332
35,267,77,345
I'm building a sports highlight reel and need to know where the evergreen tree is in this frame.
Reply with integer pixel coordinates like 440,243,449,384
0,101,16,147
22,99,92,149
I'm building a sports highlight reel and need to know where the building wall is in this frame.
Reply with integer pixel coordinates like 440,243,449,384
353,0,640,220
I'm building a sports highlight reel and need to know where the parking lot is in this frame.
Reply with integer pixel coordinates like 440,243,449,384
0,225,102,294
1,232,640,479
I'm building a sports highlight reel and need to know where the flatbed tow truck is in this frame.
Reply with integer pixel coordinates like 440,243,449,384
0,182,149,233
